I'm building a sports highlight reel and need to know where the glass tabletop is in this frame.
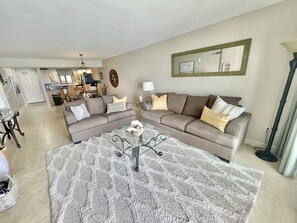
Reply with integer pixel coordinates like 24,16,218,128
102,123,170,158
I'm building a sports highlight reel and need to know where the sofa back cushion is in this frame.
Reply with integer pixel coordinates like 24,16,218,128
182,95,209,118
167,93,188,114
207,94,241,108
84,97,105,115
157,92,175,97
65,99,85,112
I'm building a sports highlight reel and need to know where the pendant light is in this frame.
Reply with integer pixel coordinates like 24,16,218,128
77,53,92,74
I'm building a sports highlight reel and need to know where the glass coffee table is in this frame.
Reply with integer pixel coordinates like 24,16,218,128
103,124,170,172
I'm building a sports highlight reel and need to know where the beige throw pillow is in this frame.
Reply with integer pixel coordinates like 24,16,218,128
200,106,230,132
151,94,168,110
113,96,127,110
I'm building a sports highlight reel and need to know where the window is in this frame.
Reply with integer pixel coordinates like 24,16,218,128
59,75,73,84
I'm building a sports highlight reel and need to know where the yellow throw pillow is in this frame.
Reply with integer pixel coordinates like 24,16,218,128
200,106,230,132
113,96,127,110
151,94,168,110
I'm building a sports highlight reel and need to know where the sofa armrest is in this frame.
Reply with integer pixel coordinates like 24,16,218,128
63,110,78,125
142,102,152,111
225,112,251,136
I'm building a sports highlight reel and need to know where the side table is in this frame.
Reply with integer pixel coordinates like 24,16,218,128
0,110,25,148
132,103,143,120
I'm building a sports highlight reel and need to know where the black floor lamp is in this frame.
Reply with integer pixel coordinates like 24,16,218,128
256,40,297,162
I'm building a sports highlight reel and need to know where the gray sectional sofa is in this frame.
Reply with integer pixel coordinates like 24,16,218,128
63,95,136,143
140,93,251,161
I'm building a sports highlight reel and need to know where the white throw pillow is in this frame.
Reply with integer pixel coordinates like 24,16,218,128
106,102,125,113
70,103,90,121
211,96,245,121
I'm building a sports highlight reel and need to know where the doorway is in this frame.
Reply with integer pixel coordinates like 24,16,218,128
15,68,45,104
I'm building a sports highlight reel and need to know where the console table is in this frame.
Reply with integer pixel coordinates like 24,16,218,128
0,109,24,148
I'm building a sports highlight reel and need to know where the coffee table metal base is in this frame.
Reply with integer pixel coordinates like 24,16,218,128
112,133,166,172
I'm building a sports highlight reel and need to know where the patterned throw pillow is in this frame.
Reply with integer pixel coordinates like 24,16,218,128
200,106,230,132
151,94,168,110
106,102,125,113
70,103,90,121
113,96,127,110
211,96,245,121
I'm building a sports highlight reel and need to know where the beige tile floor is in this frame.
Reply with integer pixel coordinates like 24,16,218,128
0,102,297,223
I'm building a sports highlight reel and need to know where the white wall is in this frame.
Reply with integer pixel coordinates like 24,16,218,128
102,0,297,148
0,84,10,109
38,69,52,107
0,68,25,111
0,58,102,68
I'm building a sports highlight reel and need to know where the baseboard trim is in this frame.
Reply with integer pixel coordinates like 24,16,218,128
244,138,276,151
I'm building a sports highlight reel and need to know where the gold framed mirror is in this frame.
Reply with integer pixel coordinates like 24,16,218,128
171,38,252,77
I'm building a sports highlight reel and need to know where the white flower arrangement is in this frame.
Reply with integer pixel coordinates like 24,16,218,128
126,120,144,137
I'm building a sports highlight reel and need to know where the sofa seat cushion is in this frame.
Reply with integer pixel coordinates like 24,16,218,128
101,109,135,122
68,115,108,134
185,119,238,149
161,114,196,131
141,110,175,123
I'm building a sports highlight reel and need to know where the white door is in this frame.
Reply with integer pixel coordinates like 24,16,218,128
16,68,45,103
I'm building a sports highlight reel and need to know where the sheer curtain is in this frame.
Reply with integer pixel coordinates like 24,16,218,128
276,95,297,178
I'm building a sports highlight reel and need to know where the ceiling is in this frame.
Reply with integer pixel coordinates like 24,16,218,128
0,0,284,60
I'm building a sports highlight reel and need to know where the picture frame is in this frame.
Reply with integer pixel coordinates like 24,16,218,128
99,72,103,80
179,61,195,74
221,62,231,72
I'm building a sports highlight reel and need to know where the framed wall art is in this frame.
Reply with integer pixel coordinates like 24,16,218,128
179,61,195,74
109,69,119,88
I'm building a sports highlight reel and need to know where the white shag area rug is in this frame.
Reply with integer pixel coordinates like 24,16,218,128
46,126,263,223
